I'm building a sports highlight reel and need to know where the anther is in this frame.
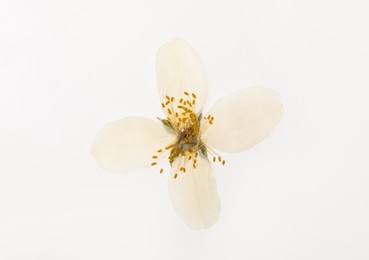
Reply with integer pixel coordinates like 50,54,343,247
184,92,189,96
152,155,158,159
222,160,226,165
192,93,197,99
151,162,157,166
167,108,172,115
165,144,174,150
157,149,163,153
179,98,183,104
161,103,165,108
218,156,221,162
160,168,164,174
213,157,216,162
174,173,178,179
171,97,174,102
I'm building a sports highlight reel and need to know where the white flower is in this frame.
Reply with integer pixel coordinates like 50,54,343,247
92,39,284,229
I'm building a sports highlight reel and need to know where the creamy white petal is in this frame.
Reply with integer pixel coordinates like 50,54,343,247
202,86,284,153
92,116,175,172
168,155,221,229
156,38,207,112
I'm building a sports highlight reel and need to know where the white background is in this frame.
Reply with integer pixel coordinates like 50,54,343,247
1,0,368,259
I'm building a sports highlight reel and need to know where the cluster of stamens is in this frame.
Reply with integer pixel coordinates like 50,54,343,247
151,91,226,178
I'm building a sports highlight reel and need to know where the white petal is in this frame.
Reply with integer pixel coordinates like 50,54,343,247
156,38,207,112
202,86,284,153
92,116,175,172
168,155,221,229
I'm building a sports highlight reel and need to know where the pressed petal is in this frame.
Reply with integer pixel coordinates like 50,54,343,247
92,116,175,172
156,38,207,112
168,155,221,229
202,86,284,153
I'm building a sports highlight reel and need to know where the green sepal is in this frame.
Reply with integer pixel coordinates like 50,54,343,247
199,141,208,158
157,117,173,130
197,113,202,124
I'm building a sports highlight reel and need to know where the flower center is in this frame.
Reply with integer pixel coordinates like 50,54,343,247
168,111,201,165
152,91,225,178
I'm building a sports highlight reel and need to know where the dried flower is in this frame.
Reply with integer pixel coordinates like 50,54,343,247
92,39,283,229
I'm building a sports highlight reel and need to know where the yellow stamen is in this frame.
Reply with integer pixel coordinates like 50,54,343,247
165,144,174,150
